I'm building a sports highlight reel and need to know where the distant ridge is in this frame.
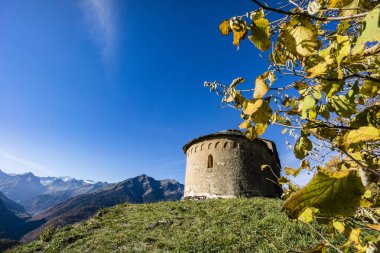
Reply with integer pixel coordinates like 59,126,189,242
0,170,109,214
22,174,183,242
0,192,30,220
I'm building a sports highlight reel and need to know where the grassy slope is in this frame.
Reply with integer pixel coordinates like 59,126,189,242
11,198,330,253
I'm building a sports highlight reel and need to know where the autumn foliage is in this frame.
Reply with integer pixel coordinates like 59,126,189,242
205,0,380,252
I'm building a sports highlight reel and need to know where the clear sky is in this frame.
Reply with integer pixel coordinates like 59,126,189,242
0,0,310,184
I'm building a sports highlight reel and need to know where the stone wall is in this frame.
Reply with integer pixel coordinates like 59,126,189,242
184,135,281,199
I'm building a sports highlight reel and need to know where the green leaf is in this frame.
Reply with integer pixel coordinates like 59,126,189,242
336,35,351,79
251,100,272,124
294,136,312,159
248,17,271,52
361,80,380,98
329,95,356,118
350,105,380,128
353,5,380,51
303,96,316,110
283,170,365,218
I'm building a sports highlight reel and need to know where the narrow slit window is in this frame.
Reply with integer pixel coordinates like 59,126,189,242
207,154,213,168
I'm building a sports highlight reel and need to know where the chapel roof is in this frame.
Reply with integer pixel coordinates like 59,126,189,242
182,129,275,153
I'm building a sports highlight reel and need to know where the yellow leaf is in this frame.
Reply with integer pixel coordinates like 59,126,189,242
283,170,365,218
229,77,245,89
243,99,263,115
329,0,341,8
285,166,298,176
281,128,288,134
253,76,269,99
309,107,317,120
298,208,313,223
232,20,247,47
239,120,250,129
333,220,345,234
349,228,361,244
336,35,351,79
255,123,267,136
345,126,380,145
248,17,271,52
278,176,290,184
245,125,257,140
219,19,231,35
250,100,272,124
363,189,372,199
282,17,319,57
367,224,380,231
306,62,328,78
305,243,327,253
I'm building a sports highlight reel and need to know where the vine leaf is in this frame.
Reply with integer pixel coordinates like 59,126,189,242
306,62,328,78
294,136,312,159
253,76,269,99
333,220,345,234
336,35,350,79
344,126,380,145
304,243,327,253
232,20,247,46
248,17,271,51
219,19,232,35
329,95,355,118
353,4,380,52
281,17,319,57
283,170,365,218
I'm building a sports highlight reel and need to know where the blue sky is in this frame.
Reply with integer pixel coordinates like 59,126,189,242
0,0,310,184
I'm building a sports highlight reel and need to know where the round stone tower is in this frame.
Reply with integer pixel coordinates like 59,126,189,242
183,130,282,199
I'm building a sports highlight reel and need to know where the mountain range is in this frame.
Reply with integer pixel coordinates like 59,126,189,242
0,171,183,246
22,174,183,242
0,170,109,215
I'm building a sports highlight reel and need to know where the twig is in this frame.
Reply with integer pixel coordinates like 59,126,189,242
251,0,369,21
306,223,343,253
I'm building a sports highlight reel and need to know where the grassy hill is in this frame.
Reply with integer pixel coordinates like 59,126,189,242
10,198,334,253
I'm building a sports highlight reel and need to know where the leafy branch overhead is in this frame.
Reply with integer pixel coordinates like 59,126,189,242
207,0,380,252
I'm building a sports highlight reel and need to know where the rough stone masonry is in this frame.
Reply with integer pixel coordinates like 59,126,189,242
183,130,282,199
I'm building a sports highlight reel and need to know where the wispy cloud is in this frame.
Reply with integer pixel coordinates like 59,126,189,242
0,148,54,176
80,0,117,63
279,152,297,168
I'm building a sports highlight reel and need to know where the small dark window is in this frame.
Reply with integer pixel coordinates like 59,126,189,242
207,154,213,168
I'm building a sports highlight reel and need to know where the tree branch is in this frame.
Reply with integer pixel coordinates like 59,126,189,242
251,0,368,21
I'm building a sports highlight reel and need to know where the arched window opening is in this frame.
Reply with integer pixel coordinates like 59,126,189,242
223,142,228,148
207,154,213,168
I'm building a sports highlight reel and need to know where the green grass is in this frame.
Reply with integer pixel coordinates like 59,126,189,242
10,198,335,253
